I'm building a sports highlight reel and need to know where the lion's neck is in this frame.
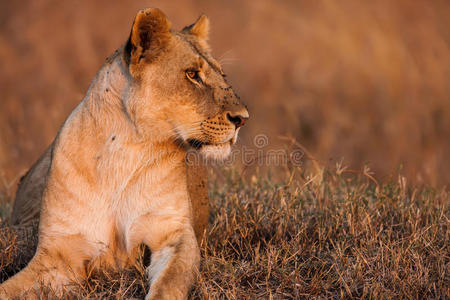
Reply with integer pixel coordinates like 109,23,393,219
61,50,185,172
83,52,132,130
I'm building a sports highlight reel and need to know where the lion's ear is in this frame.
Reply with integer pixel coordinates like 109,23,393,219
124,8,171,74
182,14,210,47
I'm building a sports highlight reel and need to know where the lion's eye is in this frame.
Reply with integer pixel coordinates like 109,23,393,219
186,70,202,83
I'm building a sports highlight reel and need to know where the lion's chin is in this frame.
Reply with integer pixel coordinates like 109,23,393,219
198,142,232,160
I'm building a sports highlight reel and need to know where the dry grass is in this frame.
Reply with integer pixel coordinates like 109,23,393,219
1,167,448,299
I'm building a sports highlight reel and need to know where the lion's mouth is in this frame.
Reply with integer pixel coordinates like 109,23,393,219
187,138,232,150
185,137,234,160
187,138,209,150
186,128,240,151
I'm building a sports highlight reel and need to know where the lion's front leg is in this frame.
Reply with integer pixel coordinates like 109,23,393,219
130,211,200,300
145,227,199,300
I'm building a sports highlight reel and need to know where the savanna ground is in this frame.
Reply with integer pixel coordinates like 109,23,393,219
0,165,448,299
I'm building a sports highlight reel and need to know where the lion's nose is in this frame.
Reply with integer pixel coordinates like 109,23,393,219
226,112,248,128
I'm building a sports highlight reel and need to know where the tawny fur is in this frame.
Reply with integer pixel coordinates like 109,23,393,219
0,8,248,300
11,143,210,244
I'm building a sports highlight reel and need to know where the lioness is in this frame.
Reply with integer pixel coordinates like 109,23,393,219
0,8,248,299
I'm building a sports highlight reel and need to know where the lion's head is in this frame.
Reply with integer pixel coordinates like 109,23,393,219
121,8,248,160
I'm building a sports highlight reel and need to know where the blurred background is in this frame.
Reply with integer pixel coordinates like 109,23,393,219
0,0,449,190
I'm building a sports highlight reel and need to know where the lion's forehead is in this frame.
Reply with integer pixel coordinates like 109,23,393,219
175,32,223,73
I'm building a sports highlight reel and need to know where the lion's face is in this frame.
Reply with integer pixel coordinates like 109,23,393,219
123,9,248,160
